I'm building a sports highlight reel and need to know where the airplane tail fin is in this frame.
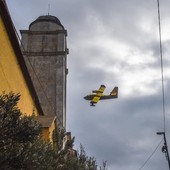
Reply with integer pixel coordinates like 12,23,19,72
110,87,118,98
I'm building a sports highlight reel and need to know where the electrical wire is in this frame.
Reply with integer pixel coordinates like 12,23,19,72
138,1,167,169
138,139,163,170
156,1,170,167
157,0,166,133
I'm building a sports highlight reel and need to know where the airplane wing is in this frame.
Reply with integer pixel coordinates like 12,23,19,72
91,85,106,105
92,85,106,94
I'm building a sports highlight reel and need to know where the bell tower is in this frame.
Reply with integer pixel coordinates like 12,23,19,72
20,15,68,128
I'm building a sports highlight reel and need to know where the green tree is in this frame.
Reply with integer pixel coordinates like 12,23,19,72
0,93,57,170
0,92,108,170
53,130,108,170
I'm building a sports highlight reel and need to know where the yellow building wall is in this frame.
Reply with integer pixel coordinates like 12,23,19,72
41,122,56,143
48,121,56,142
41,128,49,141
0,16,38,116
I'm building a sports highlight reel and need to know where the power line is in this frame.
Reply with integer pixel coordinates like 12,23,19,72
138,1,167,169
138,139,163,170
157,0,166,133
156,1,170,169
157,132,170,169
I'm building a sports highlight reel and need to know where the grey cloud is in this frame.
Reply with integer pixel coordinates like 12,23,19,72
6,0,170,169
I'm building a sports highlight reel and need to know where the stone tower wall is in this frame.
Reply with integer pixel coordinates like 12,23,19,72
20,16,68,128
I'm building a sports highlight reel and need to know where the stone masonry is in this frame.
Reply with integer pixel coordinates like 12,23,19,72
20,15,68,128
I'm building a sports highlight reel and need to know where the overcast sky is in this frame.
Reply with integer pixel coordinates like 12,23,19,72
6,0,170,169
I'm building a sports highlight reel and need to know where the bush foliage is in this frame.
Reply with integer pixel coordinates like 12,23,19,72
0,93,107,170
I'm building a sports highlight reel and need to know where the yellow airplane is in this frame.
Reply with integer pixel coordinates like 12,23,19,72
84,85,118,106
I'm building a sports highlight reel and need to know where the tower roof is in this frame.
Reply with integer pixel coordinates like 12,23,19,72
29,15,64,30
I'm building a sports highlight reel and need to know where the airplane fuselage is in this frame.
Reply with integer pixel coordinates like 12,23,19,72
84,94,117,101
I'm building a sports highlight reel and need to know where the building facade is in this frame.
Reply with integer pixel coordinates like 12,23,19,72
0,1,56,142
20,15,68,128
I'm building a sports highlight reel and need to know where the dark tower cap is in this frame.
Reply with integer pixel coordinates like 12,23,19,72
29,15,64,30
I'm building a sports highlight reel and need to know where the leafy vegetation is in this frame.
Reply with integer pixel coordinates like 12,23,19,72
0,93,108,170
